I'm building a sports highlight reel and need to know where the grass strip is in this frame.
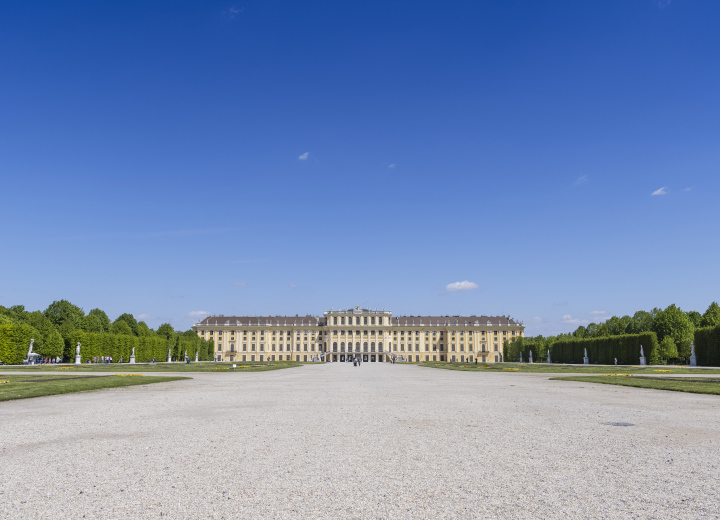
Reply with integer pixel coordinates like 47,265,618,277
0,374,189,402
0,362,304,373
418,362,720,375
551,375,720,395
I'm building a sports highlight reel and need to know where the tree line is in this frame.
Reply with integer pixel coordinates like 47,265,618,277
0,300,213,363
506,302,720,364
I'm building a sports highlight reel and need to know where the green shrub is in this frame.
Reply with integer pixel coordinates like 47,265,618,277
548,332,659,365
694,325,720,366
0,323,42,364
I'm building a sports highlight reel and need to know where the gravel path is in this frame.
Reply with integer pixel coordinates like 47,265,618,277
1,363,719,519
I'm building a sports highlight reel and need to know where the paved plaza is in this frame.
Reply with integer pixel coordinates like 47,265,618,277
1,363,719,519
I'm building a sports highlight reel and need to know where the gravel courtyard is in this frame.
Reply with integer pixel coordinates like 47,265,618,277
1,363,719,519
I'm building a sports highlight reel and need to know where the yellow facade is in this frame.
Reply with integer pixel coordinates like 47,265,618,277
192,307,524,363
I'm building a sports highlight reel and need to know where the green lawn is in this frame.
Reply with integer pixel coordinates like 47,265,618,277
0,374,189,402
419,361,720,375
551,375,720,395
0,361,304,373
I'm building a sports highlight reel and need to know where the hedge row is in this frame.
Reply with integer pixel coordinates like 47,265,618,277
0,324,40,364
549,332,659,365
504,339,542,363
694,325,720,366
64,331,215,363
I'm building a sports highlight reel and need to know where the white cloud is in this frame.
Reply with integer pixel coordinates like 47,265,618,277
651,186,668,196
562,314,590,325
574,175,588,186
187,311,209,318
233,281,248,287
588,310,607,316
683,187,692,192
135,314,152,320
298,152,309,160
531,317,543,323
446,280,479,292
289,283,298,289
388,163,396,169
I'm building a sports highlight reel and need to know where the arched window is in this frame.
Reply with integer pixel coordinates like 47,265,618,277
333,342,337,352
340,342,345,352
370,342,375,352
378,342,383,352
355,342,360,352
371,317,375,325
363,342,368,352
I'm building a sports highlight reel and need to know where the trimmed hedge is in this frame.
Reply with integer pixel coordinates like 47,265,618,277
694,326,720,366
549,332,659,365
0,323,41,364
64,331,168,363
63,331,215,362
504,338,542,363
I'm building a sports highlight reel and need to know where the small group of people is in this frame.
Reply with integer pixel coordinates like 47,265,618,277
88,356,114,364
352,356,362,367
23,356,61,365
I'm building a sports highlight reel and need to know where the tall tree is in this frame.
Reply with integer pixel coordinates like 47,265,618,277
84,314,106,333
686,311,703,328
652,304,694,359
627,311,654,334
137,321,155,337
43,300,85,336
658,335,678,362
86,308,111,333
110,320,133,335
115,313,139,336
701,302,720,328
156,323,175,339
605,315,632,336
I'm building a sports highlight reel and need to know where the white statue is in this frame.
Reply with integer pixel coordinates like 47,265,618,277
584,348,588,357
640,345,644,357
131,347,135,356
690,342,695,357
27,339,35,358
529,350,533,363
76,342,81,356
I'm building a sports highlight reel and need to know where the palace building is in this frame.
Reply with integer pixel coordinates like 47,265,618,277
193,306,524,364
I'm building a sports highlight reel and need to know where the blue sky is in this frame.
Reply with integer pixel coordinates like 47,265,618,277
1,0,718,335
